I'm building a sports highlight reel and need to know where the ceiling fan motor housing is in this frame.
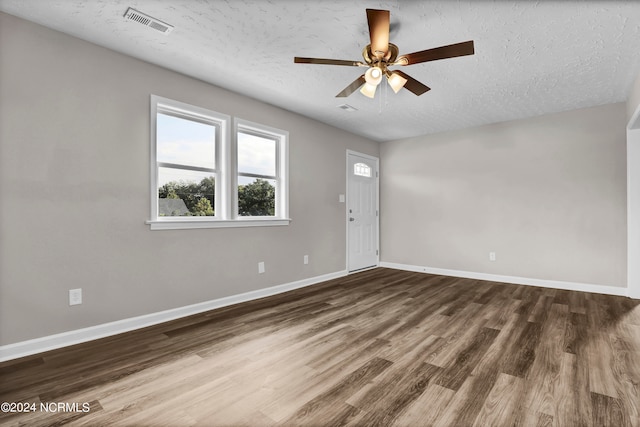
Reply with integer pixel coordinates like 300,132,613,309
362,43,399,67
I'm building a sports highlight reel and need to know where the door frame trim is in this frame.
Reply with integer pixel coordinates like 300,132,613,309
346,150,380,273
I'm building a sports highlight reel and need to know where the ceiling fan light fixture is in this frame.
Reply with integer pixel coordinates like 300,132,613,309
387,72,408,93
360,83,378,98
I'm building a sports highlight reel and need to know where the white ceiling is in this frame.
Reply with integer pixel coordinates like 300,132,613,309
2,1,640,142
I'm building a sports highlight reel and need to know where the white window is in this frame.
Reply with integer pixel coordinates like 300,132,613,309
354,162,372,177
147,96,290,230
235,119,288,219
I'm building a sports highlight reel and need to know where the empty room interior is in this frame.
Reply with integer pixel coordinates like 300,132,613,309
1,1,640,426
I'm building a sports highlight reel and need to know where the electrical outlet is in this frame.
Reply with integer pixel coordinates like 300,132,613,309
489,252,496,262
69,288,82,306
258,261,265,274
304,255,309,265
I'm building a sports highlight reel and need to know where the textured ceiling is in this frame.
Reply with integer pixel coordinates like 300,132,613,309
1,1,640,142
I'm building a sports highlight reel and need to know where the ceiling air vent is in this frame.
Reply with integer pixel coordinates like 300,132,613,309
123,8,174,34
338,104,358,112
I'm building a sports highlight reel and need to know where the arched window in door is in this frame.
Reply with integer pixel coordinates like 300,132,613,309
354,162,372,177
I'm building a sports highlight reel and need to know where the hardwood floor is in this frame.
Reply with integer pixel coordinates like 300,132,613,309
1,268,639,426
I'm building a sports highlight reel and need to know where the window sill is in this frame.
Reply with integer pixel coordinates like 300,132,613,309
146,218,292,230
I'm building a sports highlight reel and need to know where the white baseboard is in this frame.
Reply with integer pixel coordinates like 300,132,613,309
379,262,629,297
0,270,348,362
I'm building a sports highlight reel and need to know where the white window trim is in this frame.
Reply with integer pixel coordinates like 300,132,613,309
147,217,291,230
146,95,290,230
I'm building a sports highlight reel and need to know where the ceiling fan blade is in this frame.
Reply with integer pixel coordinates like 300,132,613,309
336,75,366,97
366,9,390,58
294,57,362,66
397,40,474,66
392,70,430,96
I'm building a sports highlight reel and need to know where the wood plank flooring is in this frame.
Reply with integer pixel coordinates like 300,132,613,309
1,268,639,426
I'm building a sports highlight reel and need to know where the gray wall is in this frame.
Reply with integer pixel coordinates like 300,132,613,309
0,13,378,345
380,103,627,287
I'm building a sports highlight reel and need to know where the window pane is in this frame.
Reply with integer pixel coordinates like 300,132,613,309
354,162,372,177
238,132,276,176
157,112,215,169
158,167,215,217
238,177,276,217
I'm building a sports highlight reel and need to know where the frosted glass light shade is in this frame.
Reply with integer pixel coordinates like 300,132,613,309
388,72,408,93
360,83,377,98
364,67,383,86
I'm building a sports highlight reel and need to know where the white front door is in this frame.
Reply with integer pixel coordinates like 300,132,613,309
347,151,379,272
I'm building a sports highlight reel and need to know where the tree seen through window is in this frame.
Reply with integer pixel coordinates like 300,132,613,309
159,177,275,217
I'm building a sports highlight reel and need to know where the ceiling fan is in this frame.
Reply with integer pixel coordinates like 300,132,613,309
294,9,475,98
